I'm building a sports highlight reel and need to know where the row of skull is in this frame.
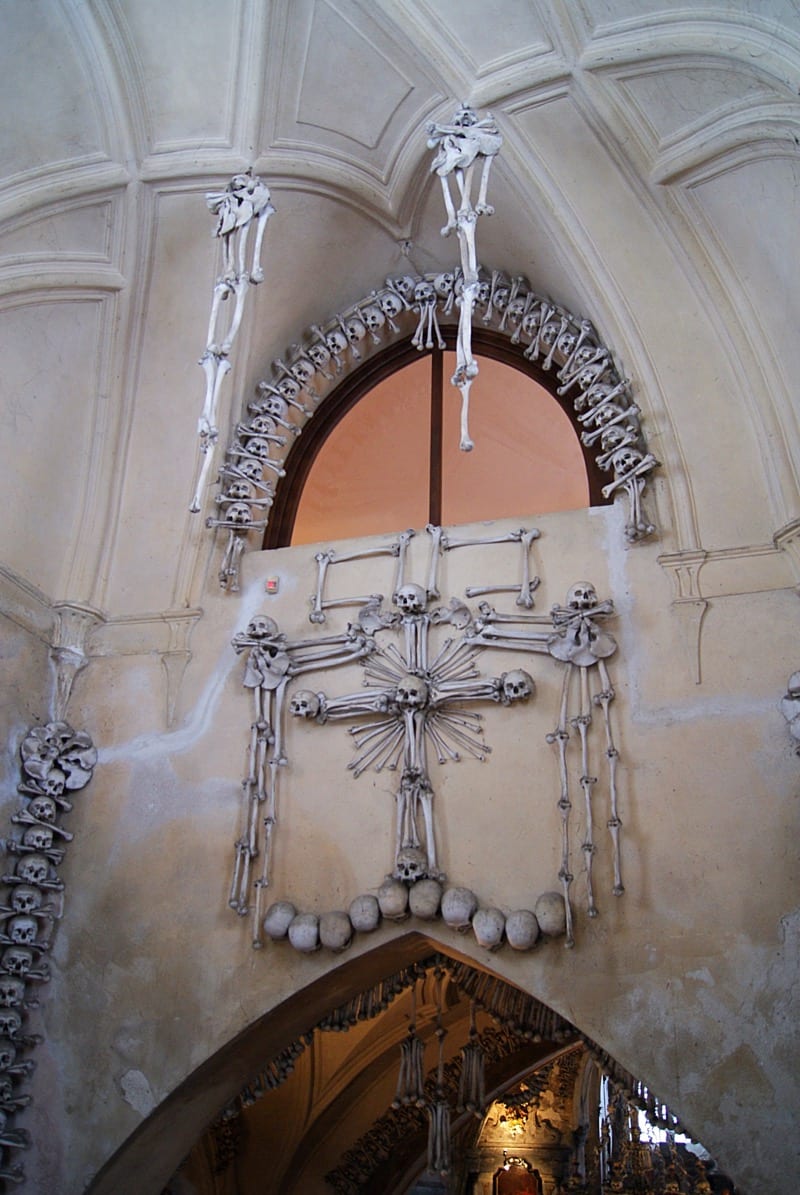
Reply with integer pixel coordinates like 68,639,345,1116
209,271,654,545
0,724,96,1143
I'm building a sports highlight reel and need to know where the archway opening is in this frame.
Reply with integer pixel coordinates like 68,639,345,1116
88,937,736,1195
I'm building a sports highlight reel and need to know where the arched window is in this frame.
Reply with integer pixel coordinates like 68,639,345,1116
264,330,607,548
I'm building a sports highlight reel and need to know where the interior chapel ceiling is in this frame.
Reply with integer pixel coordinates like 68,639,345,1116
2,1,800,1193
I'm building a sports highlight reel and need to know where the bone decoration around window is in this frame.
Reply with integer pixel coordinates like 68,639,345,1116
209,270,658,592
426,103,503,453
230,527,625,953
190,171,276,514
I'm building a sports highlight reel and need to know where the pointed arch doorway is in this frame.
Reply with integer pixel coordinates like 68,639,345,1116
87,934,731,1195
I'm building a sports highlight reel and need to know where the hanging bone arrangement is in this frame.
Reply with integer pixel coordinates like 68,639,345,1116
208,267,657,591
0,721,97,1185
190,171,275,513
426,103,502,452
229,526,625,951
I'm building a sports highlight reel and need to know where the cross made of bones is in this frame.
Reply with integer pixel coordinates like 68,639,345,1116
289,580,535,884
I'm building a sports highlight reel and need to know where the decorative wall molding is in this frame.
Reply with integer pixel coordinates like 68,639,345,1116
0,721,97,1186
208,267,658,591
0,566,53,645
50,603,105,721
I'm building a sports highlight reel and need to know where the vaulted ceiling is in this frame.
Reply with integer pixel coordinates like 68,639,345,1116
3,0,799,622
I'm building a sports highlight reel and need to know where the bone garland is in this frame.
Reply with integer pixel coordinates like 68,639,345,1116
190,171,275,514
211,271,656,589
0,722,97,1184
230,616,372,943
426,104,502,452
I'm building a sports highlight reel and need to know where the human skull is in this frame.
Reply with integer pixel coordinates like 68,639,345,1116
593,402,623,429
243,435,270,460
7,918,37,947
307,341,332,371
28,796,56,824
237,457,264,482
226,479,255,502
413,281,435,306
11,887,42,915
502,669,535,704
289,690,320,719
557,331,577,357
575,343,601,368
249,414,278,436
41,769,66,798
277,377,301,403
394,846,428,883
15,855,49,885
395,675,429,710
0,1011,22,1038
225,502,252,526
0,1077,14,1102
600,425,630,454
378,291,404,320
567,582,598,611
505,297,527,325
539,320,561,346
345,317,366,345
325,329,348,357
433,272,454,299
2,948,32,977
492,285,510,311
360,304,385,334
255,392,289,421
290,357,315,386
577,363,606,389
0,978,24,1009
247,615,278,640
521,308,543,335
475,280,491,307
22,827,53,851
0,1044,15,1069
387,274,416,300
394,583,427,615
611,446,643,477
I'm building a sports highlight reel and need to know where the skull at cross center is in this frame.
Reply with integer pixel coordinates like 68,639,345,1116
395,675,429,710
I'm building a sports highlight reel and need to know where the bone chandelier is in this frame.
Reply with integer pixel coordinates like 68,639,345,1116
230,525,624,953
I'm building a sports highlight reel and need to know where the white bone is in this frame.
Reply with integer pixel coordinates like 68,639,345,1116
601,452,658,499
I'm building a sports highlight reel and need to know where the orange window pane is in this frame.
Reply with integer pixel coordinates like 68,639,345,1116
291,356,431,545
441,353,589,525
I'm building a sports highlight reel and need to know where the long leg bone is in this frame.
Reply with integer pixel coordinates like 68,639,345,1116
547,664,575,947
573,664,597,918
594,659,624,895
310,551,335,624
425,524,445,599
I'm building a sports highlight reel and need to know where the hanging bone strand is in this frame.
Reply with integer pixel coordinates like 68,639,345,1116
595,658,624,895
573,663,598,918
427,104,502,451
547,662,575,947
191,172,275,514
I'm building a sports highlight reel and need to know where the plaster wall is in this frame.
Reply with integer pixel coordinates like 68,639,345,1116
11,506,798,1194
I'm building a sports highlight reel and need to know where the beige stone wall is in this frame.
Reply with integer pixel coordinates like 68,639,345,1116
5,507,792,1193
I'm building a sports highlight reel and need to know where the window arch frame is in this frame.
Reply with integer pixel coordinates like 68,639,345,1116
263,327,610,549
